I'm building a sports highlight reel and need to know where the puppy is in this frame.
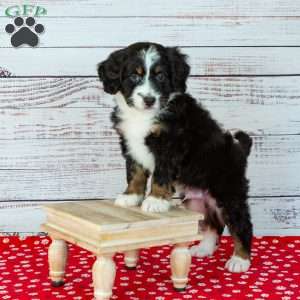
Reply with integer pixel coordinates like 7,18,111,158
98,42,253,272
98,42,190,211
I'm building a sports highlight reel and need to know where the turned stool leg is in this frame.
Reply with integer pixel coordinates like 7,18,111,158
48,239,68,287
124,249,139,269
93,254,116,300
170,243,191,291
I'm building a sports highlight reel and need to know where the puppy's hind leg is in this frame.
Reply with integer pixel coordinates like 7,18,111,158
188,194,225,258
190,226,219,258
223,198,253,273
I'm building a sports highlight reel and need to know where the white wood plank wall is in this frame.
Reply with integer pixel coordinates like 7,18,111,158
0,0,299,235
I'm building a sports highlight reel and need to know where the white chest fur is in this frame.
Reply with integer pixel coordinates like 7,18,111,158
115,94,156,172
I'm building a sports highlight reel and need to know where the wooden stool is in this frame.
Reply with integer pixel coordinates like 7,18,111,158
41,200,203,300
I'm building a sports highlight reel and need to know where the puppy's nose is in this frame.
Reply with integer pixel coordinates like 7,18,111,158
144,97,156,107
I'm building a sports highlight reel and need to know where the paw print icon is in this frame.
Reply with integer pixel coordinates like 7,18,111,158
5,17,45,47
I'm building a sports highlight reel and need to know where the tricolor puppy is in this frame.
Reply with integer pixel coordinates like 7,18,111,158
98,42,253,273
98,42,189,210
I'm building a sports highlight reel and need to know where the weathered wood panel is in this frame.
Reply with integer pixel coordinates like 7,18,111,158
1,0,300,17
0,0,298,236
0,139,122,170
0,102,298,140
0,77,102,108
0,168,124,201
0,77,299,141
1,17,300,47
0,203,47,234
2,47,300,76
0,135,299,200
1,77,300,109
248,135,300,196
0,108,115,139
1,197,299,234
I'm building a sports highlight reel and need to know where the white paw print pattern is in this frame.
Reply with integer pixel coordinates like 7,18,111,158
0,236,299,299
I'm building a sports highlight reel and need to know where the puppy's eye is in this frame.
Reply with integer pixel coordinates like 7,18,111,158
130,74,142,83
156,73,165,82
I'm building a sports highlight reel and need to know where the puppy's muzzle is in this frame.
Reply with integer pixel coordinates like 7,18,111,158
143,96,156,108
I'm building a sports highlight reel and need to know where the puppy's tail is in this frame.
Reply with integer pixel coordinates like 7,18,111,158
234,131,253,156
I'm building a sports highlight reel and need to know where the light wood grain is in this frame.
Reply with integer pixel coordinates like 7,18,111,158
42,200,203,254
170,244,191,290
0,203,48,233
0,139,122,170
0,135,299,199
45,199,197,299
1,196,299,235
0,78,102,108
0,102,298,140
48,239,68,285
43,221,203,253
2,47,300,76
1,76,299,108
93,255,116,300
0,168,124,200
1,0,300,17
43,200,202,237
0,108,116,139
0,77,299,140
1,17,300,47
44,200,203,228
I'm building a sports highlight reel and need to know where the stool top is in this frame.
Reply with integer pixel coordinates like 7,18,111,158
42,200,203,253
44,200,203,230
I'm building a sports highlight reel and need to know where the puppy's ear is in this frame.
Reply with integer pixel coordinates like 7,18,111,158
167,47,190,92
97,49,127,94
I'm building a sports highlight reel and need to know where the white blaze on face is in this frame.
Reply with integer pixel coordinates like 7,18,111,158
132,46,161,110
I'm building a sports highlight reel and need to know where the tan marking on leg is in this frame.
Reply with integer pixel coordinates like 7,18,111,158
125,164,148,196
233,235,250,260
150,182,173,199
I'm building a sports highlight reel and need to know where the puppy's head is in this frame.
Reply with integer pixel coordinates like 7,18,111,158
97,42,190,111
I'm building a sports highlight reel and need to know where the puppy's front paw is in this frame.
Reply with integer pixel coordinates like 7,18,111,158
225,255,250,273
141,196,171,213
115,194,143,207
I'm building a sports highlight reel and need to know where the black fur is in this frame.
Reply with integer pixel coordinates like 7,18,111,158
98,42,253,258
234,130,253,157
100,42,190,174
146,94,253,254
98,42,190,107
98,48,126,94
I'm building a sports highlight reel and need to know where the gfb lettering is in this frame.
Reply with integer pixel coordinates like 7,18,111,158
5,5,47,17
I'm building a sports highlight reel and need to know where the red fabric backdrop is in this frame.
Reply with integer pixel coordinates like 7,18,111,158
0,236,299,300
